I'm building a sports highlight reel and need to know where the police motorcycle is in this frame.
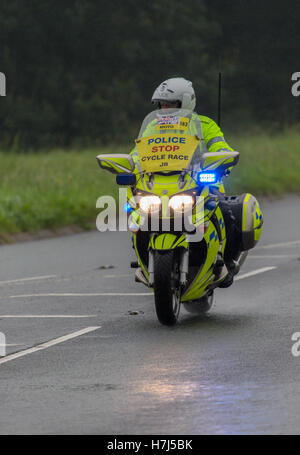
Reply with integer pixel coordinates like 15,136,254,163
97,109,263,326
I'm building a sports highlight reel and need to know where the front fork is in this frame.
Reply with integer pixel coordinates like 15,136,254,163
148,250,154,286
179,248,189,285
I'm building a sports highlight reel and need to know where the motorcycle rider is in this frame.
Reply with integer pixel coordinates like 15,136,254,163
131,77,241,287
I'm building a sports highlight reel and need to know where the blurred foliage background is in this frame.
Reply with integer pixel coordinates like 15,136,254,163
0,0,299,150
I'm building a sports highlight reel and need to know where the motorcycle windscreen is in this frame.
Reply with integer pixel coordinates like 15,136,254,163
136,108,201,172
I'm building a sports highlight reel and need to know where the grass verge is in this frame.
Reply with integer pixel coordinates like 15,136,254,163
226,127,300,195
0,148,119,237
0,129,299,236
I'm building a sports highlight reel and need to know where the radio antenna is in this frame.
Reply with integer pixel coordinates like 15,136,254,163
218,72,222,127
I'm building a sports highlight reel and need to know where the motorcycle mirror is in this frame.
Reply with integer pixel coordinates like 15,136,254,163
201,151,239,172
96,154,135,175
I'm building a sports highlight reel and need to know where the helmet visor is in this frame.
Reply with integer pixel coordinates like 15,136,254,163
152,99,182,108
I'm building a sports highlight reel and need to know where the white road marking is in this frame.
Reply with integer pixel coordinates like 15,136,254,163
0,326,101,365
0,275,56,285
2,293,153,299
0,315,97,318
235,266,276,281
0,268,277,301
258,240,300,250
104,274,132,278
248,255,295,259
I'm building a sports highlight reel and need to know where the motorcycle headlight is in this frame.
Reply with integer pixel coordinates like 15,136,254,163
139,195,161,213
168,194,194,213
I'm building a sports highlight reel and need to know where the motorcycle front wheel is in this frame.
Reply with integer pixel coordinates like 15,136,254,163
154,250,181,326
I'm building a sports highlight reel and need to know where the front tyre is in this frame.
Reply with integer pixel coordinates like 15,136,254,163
154,250,181,326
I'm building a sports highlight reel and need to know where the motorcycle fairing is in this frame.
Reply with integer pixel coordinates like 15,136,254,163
149,233,188,250
181,213,223,301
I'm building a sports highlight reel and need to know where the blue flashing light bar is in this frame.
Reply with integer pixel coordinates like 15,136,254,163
197,171,217,184
123,203,133,213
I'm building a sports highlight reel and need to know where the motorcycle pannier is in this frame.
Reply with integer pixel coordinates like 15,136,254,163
223,193,263,251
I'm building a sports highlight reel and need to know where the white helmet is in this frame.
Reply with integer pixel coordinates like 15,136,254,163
151,77,196,110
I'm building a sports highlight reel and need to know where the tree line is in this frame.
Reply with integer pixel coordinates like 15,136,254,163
0,0,299,150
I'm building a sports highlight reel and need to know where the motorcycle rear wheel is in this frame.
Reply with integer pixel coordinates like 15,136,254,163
154,250,181,326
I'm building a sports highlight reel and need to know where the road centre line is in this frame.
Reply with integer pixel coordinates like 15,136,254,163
257,240,300,249
235,266,276,281
104,274,132,278
1,267,277,299
0,315,97,318
248,255,295,259
0,275,56,285
0,240,297,288
3,293,154,298
0,326,101,365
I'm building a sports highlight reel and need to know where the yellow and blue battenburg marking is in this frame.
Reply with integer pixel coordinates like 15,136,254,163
219,217,225,230
253,201,263,242
255,212,263,222
207,230,218,248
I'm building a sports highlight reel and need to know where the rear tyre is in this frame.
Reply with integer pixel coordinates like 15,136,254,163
154,250,181,326
183,291,214,315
